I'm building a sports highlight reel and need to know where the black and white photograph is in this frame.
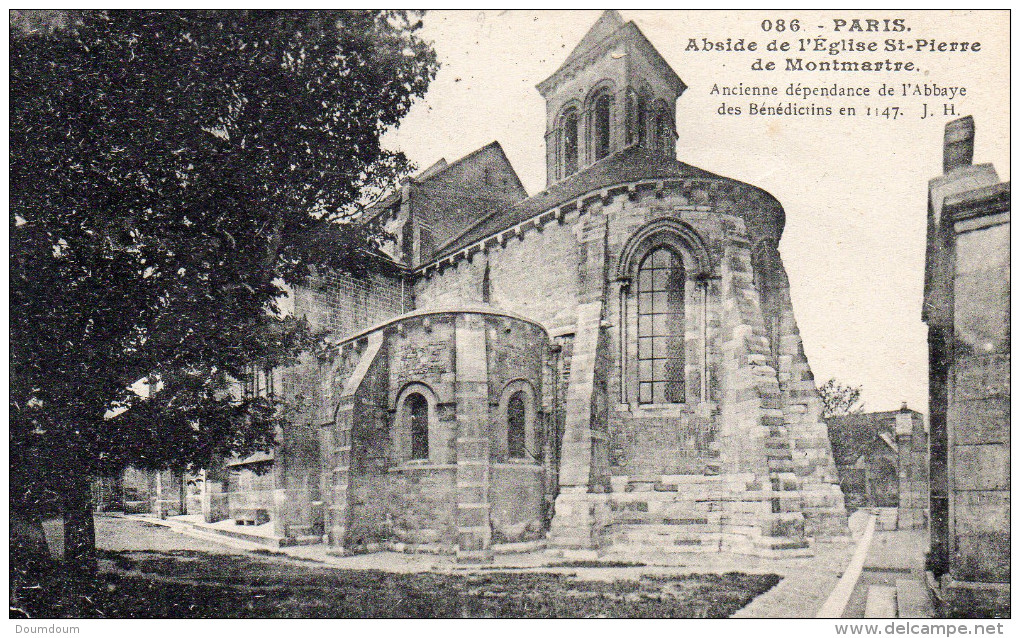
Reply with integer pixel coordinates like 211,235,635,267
8,8,1010,626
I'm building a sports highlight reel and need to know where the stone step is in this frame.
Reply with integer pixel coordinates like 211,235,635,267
876,508,899,531
609,520,721,534
610,514,718,526
610,523,721,535
610,500,721,512
609,493,720,504
864,585,897,618
604,543,719,555
611,531,720,546
895,579,933,618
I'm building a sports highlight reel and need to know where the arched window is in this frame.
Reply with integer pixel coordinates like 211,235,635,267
407,392,429,460
636,94,647,145
507,391,527,458
636,247,685,404
626,90,638,145
561,108,579,177
654,110,670,154
591,92,612,161
481,263,491,303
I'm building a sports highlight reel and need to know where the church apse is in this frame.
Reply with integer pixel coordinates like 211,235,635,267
320,308,552,560
261,10,850,560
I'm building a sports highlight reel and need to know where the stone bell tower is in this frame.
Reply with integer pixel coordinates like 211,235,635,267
538,10,688,186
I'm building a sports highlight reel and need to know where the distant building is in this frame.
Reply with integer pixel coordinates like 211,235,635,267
924,116,1010,617
826,405,928,529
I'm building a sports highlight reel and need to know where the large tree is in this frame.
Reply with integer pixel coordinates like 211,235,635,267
10,10,438,574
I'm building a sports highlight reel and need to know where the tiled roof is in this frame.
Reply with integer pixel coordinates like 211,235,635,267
432,145,729,261
826,410,918,467
558,10,625,73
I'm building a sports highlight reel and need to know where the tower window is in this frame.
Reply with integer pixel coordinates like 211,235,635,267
481,263,491,303
407,392,429,460
626,91,639,145
636,247,685,403
592,92,612,161
562,109,578,177
636,94,646,145
507,391,527,458
655,110,671,154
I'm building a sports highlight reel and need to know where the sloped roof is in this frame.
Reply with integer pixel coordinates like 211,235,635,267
432,144,733,261
826,409,920,467
538,11,685,98
407,141,528,261
560,10,625,71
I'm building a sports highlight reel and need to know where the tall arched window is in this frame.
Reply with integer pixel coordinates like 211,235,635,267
654,110,670,154
636,94,647,145
561,108,579,177
591,92,612,161
636,247,685,403
507,391,527,458
481,263,491,303
407,392,429,460
626,90,638,145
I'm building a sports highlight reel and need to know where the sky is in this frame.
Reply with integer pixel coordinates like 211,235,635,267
381,10,1010,414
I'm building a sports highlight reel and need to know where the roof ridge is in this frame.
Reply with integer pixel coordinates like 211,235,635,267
426,146,741,264
417,140,506,183
560,10,624,70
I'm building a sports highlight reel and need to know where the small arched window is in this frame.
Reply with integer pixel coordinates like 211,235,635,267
636,94,647,145
561,108,579,177
407,392,429,460
592,92,612,161
636,247,685,404
655,110,671,154
626,90,638,145
481,263,491,303
507,391,527,458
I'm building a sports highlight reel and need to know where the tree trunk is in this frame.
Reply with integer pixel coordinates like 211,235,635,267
11,510,52,564
63,476,97,574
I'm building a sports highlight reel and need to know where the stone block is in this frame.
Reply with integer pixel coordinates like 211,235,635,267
954,491,1009,534
954,444,1009,490
954,532,1011,582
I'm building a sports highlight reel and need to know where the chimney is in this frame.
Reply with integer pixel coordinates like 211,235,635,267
895,403,913,436
943,116,975,173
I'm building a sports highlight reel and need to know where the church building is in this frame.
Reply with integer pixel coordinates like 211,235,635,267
192,11,850,561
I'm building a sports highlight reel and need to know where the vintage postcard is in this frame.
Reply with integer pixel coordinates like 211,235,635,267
8,8,1010,629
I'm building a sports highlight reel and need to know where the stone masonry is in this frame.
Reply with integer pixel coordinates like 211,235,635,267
209,11,851,561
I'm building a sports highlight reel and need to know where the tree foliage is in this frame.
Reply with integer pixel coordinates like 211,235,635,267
817,378,864,419
10,9,438,565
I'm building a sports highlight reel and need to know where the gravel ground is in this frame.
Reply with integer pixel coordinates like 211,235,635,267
96,514,248,555
11,515,783,619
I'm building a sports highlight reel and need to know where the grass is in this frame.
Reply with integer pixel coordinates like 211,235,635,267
12,549,780,619
549,559,647,568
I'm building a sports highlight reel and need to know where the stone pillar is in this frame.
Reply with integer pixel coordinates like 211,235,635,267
548,209,612,555
454,313,492,562
328,331,385,551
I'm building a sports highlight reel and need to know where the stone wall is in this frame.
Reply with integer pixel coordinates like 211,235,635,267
945,195,1010,613
310,309,551,557
925,117,1009,616
414,217,579,331
413,177,846,556
295,266,411,337
489,464,546,543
